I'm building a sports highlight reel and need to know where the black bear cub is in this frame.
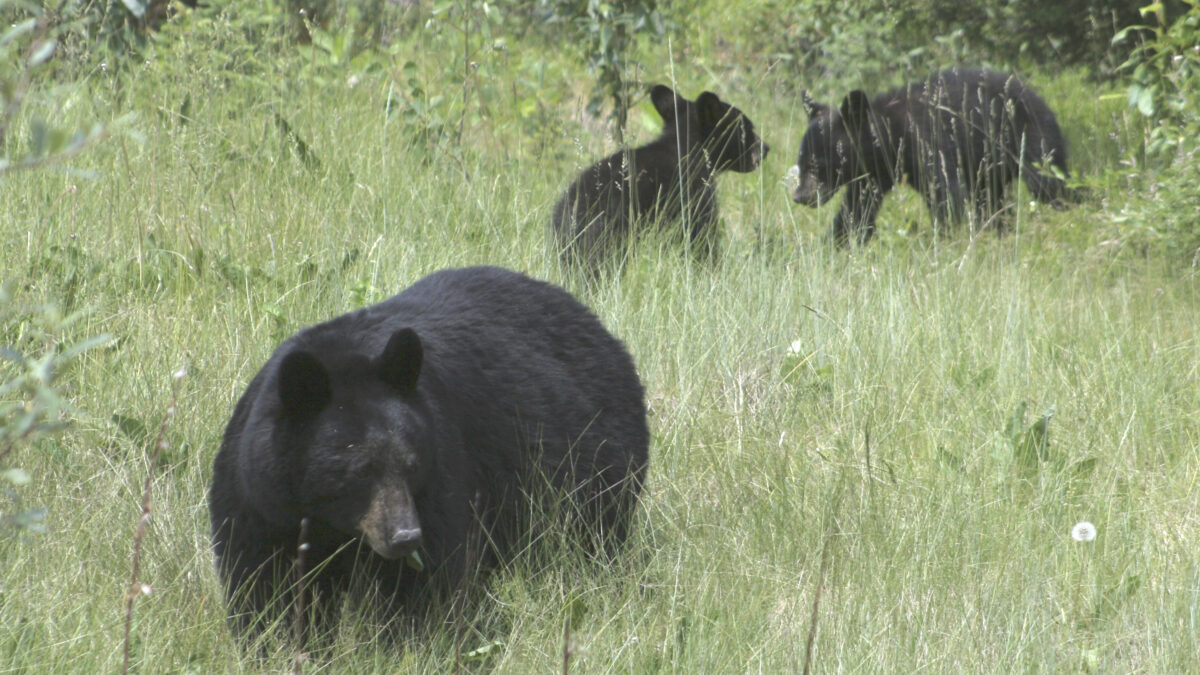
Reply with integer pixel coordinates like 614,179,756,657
209,266,649,640
552,84,769,270
792,68,1075,245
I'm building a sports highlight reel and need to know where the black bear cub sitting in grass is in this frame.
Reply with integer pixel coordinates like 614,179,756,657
209,266,649,642
553,84,768,271
791,68,1075,245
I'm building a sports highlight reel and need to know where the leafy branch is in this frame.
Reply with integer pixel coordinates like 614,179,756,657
0,3,116,179
1,282,112,533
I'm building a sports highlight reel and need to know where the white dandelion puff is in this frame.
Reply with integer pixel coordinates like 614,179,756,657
784,164,801,190
1071,521,1096,542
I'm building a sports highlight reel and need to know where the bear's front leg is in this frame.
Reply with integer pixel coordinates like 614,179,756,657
217,539,290,642
684,192,721,263
921,154,970,230
831,182,883,246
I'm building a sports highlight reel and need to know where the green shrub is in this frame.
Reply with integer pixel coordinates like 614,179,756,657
1,284,111,534
741,0,1177,90
1106,2,1200,261
1116,0,1200,158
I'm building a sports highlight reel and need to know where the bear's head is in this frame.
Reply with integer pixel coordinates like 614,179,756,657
269,328,431,561
791,89,875,206
650,84,769,173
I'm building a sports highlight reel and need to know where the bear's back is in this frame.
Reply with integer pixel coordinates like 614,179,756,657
330,266,646,456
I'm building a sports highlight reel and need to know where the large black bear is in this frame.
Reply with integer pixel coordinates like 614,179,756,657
552,84,769,270
791,68,1074,245
208,266,649,640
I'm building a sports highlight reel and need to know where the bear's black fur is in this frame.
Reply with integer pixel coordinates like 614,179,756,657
552,84,769,270
791,68,1075,245
208,266,649,640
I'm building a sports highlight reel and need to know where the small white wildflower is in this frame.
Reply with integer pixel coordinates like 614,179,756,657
347,75,360,88
784,164,800,190
787,338,804,355
1071,521,1096,542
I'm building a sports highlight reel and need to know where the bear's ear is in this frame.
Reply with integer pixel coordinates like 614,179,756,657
840,90,872,133
278,351,332,419
801,90,827,118
650,85,686,124
695,91,729,130
378,328,422,393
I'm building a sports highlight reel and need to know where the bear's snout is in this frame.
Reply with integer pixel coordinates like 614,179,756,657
358,481,423,560
380,526,423,560
791,185,810,205
757,140,770,166
746,140,769,171
792,172,825,206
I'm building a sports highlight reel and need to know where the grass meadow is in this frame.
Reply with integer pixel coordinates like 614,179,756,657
2,2,1198,672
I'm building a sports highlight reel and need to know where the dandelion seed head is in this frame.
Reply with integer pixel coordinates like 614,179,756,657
1071,521,1096,542
784,164,800,190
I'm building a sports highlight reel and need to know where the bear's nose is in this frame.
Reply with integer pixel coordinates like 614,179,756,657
380,527,422,560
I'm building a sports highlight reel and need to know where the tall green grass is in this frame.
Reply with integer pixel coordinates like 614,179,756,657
2,5,1198,672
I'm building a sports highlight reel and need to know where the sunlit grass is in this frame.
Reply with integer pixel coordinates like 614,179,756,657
1,5,1198,673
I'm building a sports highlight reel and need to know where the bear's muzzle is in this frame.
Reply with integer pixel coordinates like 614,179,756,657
358,481,423,560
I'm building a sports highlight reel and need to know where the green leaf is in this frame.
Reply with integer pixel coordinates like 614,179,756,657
461,640,503,663
0,347,25,366
1135,86,1157,116
0,19,37,49
30,119,47,157
1014,408,1053,472
260,302,286,325
1004,401,1027,441
57,333,113,364
1111,25,1149,45
27,39,56,67
564,595,588,626
11,507,47,533
1071,457,1098,479
120,0,146,19
112,413,151,442
2,468,31,486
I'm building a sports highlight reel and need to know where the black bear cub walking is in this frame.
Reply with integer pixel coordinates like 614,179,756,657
792,68,1075,245
552,84,769,270
209,266,649,640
